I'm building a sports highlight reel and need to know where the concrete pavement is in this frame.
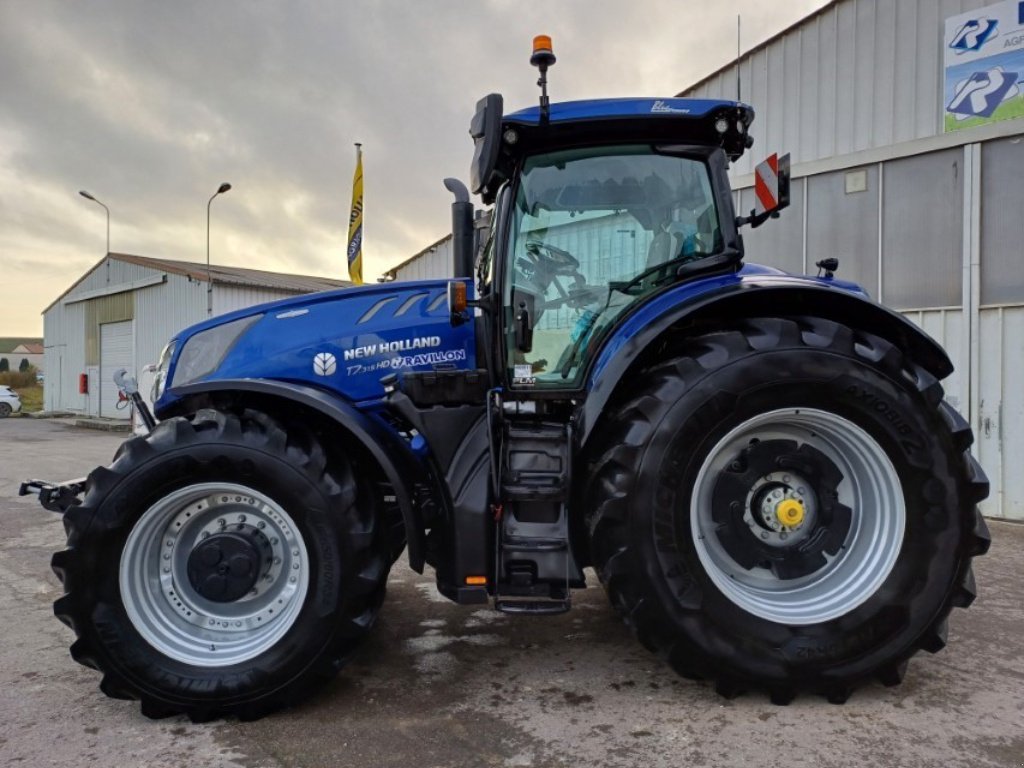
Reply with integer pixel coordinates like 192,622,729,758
1,419,1021,767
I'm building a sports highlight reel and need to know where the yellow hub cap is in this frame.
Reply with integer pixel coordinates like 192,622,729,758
775,499,805,528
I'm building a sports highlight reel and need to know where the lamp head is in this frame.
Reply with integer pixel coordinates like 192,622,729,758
217,182,232,194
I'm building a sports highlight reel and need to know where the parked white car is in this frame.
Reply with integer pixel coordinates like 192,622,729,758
0,385,22,417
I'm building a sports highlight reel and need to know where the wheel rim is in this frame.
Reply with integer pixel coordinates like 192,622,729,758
690,408,905,626
120,482,310,667
0,403,10,416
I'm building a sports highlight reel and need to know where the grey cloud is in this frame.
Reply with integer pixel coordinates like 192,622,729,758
0,0,828,335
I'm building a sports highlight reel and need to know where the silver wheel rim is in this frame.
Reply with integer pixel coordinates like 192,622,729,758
120,482,309,667
690,408,905,626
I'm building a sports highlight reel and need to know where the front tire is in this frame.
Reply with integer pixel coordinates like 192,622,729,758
585,317,990,702
52,409,390,720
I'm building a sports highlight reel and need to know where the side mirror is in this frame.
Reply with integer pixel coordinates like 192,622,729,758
470,93,504,204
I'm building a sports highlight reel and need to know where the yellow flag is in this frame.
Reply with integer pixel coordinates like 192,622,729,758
346,144,363,284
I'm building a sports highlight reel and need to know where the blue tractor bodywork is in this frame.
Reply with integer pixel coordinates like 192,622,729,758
134,93,953,593
157,279,477,408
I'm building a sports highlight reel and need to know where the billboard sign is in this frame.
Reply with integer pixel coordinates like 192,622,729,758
944,1,1024,132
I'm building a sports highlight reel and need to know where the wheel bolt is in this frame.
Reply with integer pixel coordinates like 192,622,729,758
761,532,768,539
290,576,297,583
292,563,299,570
238,514,246,523
163,553,171,560
217,518,226,527
257,522,266,529
270,537,278,546
292,549,299,557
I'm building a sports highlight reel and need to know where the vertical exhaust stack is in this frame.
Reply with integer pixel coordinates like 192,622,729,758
444,178,474,279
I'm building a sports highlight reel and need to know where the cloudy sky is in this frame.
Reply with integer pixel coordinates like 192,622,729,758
0,0,827,336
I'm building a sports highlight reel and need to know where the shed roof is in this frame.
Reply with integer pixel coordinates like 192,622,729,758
0,338,43,353
45,253,351,313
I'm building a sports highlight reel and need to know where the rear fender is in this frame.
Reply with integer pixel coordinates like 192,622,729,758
156,380,434,572
578,280,953,448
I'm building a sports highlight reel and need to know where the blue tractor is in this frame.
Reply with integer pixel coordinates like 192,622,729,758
29,38,989,719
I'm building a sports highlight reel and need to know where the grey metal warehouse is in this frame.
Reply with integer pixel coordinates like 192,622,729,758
42,253,348,420
383,0,1024,522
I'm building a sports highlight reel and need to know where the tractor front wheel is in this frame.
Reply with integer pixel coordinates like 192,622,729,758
52,409,390,720
585,317,990,703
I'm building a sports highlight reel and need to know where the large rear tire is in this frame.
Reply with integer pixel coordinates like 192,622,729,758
585,317,990,703
52,409,390,720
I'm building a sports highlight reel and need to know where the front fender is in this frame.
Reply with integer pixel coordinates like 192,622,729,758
156,379,433,572
578,277,953,447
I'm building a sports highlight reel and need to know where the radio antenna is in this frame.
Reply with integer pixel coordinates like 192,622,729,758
736,15,742,102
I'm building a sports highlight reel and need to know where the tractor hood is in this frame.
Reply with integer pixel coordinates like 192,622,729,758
157,279,476,410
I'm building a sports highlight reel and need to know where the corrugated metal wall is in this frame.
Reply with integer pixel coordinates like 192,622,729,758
684,0,1001,175
213,286,299,316
684,0,1024,519
392,238,454,281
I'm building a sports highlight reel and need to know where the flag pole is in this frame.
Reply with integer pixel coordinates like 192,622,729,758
347,143,364,284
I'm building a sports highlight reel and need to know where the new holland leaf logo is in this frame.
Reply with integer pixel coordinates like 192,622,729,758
313,352,337,376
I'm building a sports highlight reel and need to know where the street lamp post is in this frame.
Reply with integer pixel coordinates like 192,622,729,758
206,182,232,315
78,190,110,254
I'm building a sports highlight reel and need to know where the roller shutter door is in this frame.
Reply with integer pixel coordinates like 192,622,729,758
100,320,133,419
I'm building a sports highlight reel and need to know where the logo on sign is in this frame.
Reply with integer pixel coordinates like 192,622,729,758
947,67,1020,119
949,17,1000,53
313,352,337,376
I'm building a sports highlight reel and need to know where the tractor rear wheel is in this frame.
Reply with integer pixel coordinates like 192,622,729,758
585,316,990,703
51,409,390,720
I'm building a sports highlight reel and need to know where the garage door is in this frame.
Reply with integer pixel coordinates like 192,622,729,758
100,320,133,419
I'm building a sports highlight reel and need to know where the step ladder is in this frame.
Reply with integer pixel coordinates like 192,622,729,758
494,420,580,615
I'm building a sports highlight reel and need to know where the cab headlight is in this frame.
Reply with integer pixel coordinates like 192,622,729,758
170,315,261,388
152,339,176,402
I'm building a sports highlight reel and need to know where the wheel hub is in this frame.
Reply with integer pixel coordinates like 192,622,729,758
775,498,805,528
187,529,268,602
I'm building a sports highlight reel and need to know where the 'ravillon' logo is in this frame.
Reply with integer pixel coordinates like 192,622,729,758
950,17,999,54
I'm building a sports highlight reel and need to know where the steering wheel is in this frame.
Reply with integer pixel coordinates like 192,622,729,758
525,240,581,276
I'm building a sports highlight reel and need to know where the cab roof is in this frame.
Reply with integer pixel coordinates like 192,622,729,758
504,97,750,125
501,97,755,164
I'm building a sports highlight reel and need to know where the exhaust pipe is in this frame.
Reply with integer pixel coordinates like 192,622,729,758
444,178,474,279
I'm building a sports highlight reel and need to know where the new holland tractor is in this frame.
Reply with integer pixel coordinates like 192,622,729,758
23,38,989,720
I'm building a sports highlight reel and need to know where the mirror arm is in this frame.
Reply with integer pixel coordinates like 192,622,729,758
736,209,781,230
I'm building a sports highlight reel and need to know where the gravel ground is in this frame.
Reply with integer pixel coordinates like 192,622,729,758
1,418,1021,768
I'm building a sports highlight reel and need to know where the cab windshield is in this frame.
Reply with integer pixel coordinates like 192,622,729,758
504,144,723,387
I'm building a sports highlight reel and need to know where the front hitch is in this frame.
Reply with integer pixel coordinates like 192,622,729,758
19,478,87,514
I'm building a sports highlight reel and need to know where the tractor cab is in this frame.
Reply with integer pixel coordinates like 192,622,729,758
460,38,782,392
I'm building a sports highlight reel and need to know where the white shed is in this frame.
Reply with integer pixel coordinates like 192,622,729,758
43,253,349,419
